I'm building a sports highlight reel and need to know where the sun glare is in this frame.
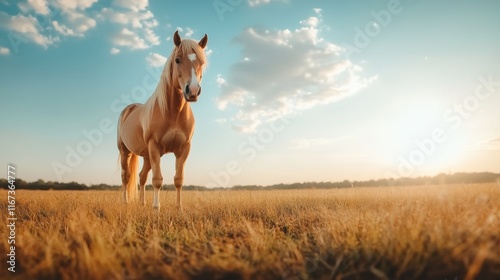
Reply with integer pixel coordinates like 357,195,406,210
377,95,482,176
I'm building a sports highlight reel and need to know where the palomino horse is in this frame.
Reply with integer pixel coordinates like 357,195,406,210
117,31,208,210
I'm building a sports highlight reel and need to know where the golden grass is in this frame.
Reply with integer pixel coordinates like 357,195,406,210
1,184,499,279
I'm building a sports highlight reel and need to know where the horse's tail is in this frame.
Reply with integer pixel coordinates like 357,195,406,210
117,103,140,202
126,153,139,201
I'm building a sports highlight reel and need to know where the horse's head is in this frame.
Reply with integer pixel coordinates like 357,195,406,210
172,30,208,102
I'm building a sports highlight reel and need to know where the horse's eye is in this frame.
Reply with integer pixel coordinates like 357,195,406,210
175,58,180,64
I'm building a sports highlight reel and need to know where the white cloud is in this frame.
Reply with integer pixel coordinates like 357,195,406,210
99,7,154,28
50,0,97,37
216,10,377,132
143,19,158,28
65,10,96,34
146,52,167,67
175,26,194,38
19,0,50,15
98,0,160,51
184,27,194,37
1,13,37,34
300,16,319,27
52,21,76,36
112,28,148,50
215,118,227,124
55,0,97,11
3,0,97,49
247,0,275,6
0,46,10,55
0,12,59,48
476,136,500,150
110,47,120,54
114,0,149,12
30,0,49,14
216,74,227,87
144,28,159,46
1,0,160,52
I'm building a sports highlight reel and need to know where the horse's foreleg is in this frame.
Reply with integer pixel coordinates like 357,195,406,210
148,142,163,209
139,158,151,206
174,142,191,211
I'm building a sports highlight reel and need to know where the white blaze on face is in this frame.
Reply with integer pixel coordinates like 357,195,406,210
191,68,199,87
188,53,199,94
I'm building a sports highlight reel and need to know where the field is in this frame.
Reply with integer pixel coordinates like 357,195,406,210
2,184,500,279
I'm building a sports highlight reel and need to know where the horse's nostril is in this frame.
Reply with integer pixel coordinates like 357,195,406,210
198,87,202,96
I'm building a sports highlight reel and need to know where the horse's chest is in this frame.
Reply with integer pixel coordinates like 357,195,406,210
160,129,188,153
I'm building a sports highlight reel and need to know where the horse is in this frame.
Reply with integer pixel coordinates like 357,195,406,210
117,30,208,210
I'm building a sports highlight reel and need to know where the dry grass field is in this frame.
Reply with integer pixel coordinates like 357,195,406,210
1,184,500,280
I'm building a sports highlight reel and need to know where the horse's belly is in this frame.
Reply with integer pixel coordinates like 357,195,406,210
161,130,188,153
120,118,148,156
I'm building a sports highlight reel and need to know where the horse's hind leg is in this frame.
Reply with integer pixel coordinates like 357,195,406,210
139,158,151,206
119,145,131,203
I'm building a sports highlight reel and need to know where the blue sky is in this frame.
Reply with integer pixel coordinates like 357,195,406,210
1,0,499,187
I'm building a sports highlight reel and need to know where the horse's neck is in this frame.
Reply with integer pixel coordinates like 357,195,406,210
155,76,189,118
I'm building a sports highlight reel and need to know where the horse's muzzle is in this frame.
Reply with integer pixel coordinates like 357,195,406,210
184,85,201,102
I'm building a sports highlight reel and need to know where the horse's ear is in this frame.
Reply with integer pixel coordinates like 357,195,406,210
198,34,208,49
173,30,181,47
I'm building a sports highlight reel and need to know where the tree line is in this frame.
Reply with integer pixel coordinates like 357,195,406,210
1,172,499,191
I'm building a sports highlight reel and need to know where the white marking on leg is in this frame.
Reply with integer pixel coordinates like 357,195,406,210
140,185,146,205
123,186,128,203
188,53,196,62
152,188,160,209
